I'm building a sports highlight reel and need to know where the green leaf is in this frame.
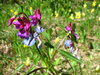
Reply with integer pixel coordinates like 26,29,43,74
70,61,77,67
44,42,54,48
47,28,53,36
54,58,60,65
59,50,82,63
72,24,76,31
42,30,50,41
26,66,35,74
15,64,24,71
70,34,77,43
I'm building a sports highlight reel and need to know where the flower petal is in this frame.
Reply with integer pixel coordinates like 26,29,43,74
8,16,16,26
22,36,36,46
12,21,21,29
17,30,30,38
24,23,31,30
64,39,72,47
35,26,44,33
74,34,79,39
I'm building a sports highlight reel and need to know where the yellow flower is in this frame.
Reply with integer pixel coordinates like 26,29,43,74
98,4,100,7
92,1,96,7
54,37,60,43
24,57,31,66
67,33,70,36
82,12,85,16
23,45,28,48
83,4,87,8
69,14,74,20
10,9,14,13
14,12,18,15
29,7,33,10
55,11,59,18
91,9,95,13
68,9,71,12
75,12,81,19
99,17,100,21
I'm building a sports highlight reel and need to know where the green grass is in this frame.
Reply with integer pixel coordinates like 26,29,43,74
0,0,100,75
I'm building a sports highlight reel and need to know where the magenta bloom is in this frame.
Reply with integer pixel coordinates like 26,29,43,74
8,9,44,44
65,26,72,31
29,9,41,26
12,16,31,30
8,16,16,26
34,9,41,20
65,23,72,31
12,21,22,29
74,34,79,39
29,15,38,26
17,30,30,38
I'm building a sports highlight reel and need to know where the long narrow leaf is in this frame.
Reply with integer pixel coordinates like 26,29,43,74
15,64,24,71
59,50,82,63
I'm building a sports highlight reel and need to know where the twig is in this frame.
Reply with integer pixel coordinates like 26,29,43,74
52,36,66,60
26,67,47,75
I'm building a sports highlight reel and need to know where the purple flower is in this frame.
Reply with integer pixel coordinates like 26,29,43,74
65,26,72,31
17,30,30,38
22,32,39,46
74,34,79,39
22,36,36,46
64,39,72,47
29,15,38,26
65,23,72,31
12,16,31,30
34,9,41,20
24,23,31,31
8,16,16,26
35,26,44,33
12,21,22,29
29,9,41,26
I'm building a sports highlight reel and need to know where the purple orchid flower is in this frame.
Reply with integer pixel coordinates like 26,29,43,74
74,34,79,39
8,9,44,48
34,9,41,20
24,22,31,31
64,39,72,47
17,30,30,38
29,9,41,26
8,16,16,26
12,16,31,30
29,15,38,26
65,23,72,31
12,21,22,29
